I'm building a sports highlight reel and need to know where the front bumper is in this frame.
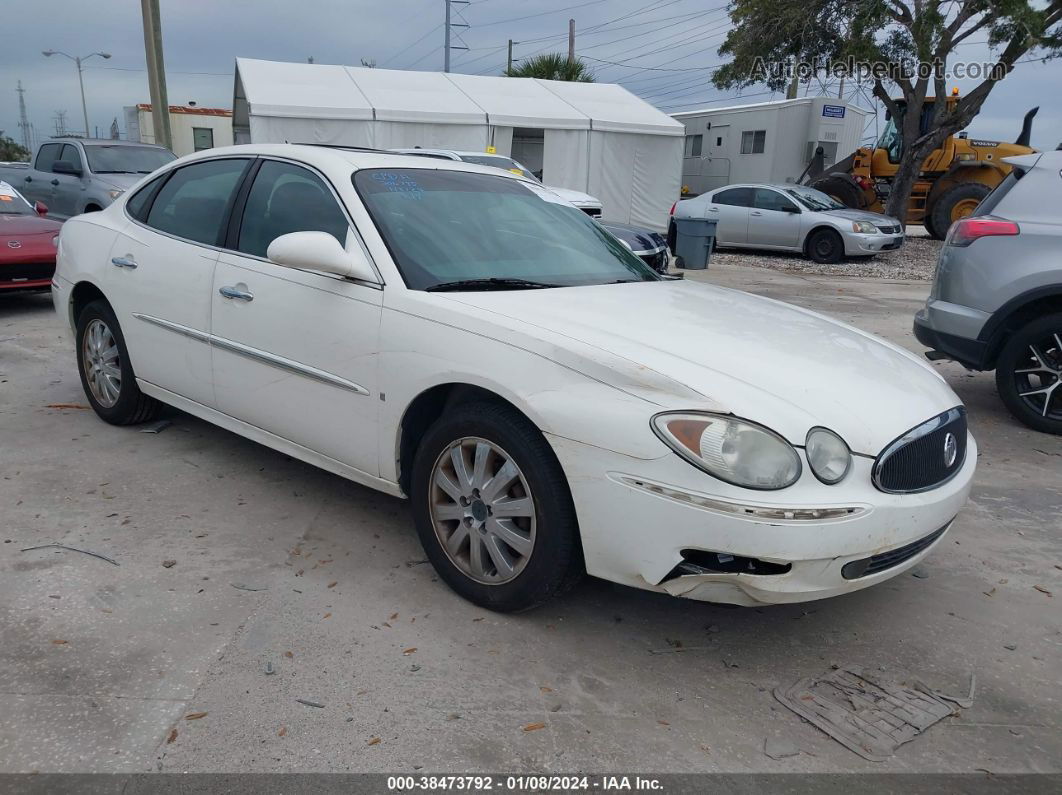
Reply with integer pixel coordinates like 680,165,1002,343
547,431,976,607
843,232,905,255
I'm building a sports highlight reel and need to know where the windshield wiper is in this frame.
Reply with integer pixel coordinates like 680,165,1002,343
425,277,559,292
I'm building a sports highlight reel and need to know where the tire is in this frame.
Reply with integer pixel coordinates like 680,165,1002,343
922,212,941,240
994,313,1062,434
807,175,865,209
806,228,844,264
929,183,991,240
410,400,583,612
75,300,161,425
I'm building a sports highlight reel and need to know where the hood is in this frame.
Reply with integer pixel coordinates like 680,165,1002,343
824,208,901,227
600,222,666,252
0,214,62,236
547,186,602,208
435,280,959,455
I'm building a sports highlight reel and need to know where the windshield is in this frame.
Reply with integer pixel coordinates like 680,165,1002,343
456,154,537,181
785,186,845,211
83,144,176,174
0,183,33,215
353,168,659,291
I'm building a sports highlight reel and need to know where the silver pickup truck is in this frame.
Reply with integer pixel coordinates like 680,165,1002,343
0,138,175,221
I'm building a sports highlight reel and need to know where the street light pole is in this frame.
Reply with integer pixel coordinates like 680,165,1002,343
42,49,111,138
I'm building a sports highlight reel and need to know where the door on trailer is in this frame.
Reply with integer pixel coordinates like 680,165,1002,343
701,125,731,193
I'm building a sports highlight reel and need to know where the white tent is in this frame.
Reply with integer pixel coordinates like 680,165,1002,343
233,58,683,229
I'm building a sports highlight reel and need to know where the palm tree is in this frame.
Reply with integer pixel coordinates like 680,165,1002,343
505,53,595,82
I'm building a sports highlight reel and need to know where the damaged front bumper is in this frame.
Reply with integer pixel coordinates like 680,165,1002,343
546,432,975,607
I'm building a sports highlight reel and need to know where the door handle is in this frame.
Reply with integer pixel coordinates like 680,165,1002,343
750,211,763,216
51,179,60,186
708,206,719,212
219,285,254,302
111,256,137,269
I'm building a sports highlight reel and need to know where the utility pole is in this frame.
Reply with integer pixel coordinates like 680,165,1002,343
140,0,172,150
786,57,799,99
568,19,576,64
507,40,514,73
444,0,469,72
16,81,31,152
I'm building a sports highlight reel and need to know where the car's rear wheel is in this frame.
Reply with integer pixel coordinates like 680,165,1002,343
410,401,583,612
806,228,844,264
76,300,161,425
995,314,1062,434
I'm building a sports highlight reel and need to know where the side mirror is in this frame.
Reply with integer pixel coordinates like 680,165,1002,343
782,204,800,213
267,231,377,282
34,201,48,217
52,160,82,177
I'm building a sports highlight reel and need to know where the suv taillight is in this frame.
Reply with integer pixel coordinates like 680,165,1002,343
947,217,1019,247
669,202,676,216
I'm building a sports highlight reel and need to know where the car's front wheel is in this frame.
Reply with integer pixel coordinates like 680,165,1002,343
76,300,161,425
995,313,1062,434
806,228,844,264
410,401,583,612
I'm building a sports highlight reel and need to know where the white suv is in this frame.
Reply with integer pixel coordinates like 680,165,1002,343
391,148,603,218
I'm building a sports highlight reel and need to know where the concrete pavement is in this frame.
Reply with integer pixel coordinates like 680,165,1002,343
1,264,1059,774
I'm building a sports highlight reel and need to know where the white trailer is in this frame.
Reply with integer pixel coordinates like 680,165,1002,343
672,97,870,196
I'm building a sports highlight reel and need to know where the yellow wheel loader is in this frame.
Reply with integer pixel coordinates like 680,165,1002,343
804,92,1038,239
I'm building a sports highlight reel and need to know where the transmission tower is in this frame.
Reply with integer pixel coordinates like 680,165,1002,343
16,81,31,151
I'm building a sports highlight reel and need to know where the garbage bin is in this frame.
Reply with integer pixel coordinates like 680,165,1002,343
672,217,717,270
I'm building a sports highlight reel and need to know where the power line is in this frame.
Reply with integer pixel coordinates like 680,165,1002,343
381,22,443,68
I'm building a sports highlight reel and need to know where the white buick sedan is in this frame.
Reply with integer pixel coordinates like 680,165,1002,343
52,145,975,611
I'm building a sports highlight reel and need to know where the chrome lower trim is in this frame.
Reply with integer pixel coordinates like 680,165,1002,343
613,474,867,523
132,313,369,396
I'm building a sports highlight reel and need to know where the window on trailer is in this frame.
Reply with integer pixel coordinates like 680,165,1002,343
741,130,766,154
192,127,215,152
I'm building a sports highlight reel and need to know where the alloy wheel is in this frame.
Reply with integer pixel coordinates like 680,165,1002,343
429,437,536,585
1012,332,1062,420
82,318,121,408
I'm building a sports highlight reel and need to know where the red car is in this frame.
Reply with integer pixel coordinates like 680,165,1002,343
1,181,62,291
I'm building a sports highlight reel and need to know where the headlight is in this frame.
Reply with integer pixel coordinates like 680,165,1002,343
805,427,851,484
108,189,124,200
652,412,802,490
852,220,877,234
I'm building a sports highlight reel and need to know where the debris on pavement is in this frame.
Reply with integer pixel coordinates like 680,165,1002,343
166,729,178,744
648,645,712,655
21,542,118,566
913,673,976,709
264,661,276,676
161,559,176,568
45,403,90,410
1033,585,1053,597
139,419,172,434
368,737,381,746
296,699,325,708
522,722,546,732
230,583,268,591
774,665,966,761
763,738,800,760
184,712,208,721
910,567,929,579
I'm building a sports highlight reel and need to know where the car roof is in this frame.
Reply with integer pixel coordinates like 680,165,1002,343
46,137,170,148
163,144,538,182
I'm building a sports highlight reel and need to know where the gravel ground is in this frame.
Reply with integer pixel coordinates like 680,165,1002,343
703,227,942,281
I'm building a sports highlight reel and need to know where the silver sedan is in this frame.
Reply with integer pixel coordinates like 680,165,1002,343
671,183,904,264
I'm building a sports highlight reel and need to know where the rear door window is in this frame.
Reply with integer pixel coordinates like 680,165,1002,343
35,143,62,172
144,158,250,246
713,187,753,207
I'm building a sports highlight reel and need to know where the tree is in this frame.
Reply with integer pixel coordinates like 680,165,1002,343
505,53,595,82
0,135,30,162
713,0,1062,218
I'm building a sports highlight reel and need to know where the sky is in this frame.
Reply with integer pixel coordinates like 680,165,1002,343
2,0,1059,152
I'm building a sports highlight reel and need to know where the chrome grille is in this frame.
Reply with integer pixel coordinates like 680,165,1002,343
876,224,901,234
873,407,967,493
